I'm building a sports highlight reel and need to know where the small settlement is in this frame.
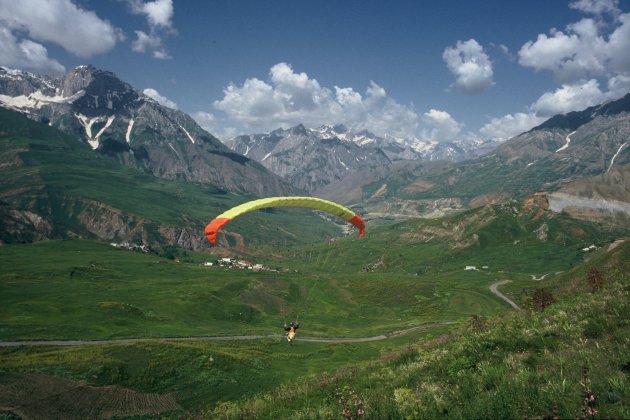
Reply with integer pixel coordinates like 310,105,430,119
110,242,150,253
204,257,275,272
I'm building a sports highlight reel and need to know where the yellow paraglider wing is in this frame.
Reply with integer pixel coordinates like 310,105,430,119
204,196,365,245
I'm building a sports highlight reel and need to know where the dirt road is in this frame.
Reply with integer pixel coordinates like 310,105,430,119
489,280,521,310
0,322,454,347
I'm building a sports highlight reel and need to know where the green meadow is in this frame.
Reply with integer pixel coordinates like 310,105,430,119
0,239,505,341
0,169,628,418
2,197,628,416
207,240,630,419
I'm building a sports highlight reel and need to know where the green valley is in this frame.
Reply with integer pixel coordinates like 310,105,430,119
1,63,629,419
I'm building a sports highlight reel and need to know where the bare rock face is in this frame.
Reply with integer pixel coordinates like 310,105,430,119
0,208,53,243
495,93,630,174
545,165,630,227
534,223,548,242
0,194,210,250
225,124,393,192
0,67,60,97
61,65,95,97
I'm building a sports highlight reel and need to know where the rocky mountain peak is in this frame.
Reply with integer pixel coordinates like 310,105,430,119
0,65,296,197
62,65,139,116
61,65,97,97
288,123,308,136
0,66,60,97
332,123,348,134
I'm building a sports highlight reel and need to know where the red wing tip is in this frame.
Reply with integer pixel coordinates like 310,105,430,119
204,217,231,245
348,214,366,239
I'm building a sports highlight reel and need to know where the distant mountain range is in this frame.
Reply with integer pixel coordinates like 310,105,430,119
0,65,296,197
224,123,500,192
318,92,630,219
0,64,628,239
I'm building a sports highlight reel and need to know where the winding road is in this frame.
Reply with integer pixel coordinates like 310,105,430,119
0,281,523,348
0,322,454,347
489,280,521,310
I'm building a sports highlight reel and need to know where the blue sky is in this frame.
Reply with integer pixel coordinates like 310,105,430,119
1,0,629,141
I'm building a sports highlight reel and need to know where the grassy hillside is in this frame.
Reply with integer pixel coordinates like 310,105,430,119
0,107,339,247
209,241,630,419
1,197,627,416
271,198,627,276
2,238,626,417
0,239,503,341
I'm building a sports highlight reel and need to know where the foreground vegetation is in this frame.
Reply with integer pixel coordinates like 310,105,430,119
209,241,630,418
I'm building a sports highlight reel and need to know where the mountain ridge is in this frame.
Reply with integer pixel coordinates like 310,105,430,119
224,123,500,193
0,65,297,197
316,92,630,219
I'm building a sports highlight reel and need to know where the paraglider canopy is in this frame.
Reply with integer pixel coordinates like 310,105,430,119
204,196,365,245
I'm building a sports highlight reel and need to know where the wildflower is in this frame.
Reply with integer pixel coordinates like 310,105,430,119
358,408,365,415
586,407,598,416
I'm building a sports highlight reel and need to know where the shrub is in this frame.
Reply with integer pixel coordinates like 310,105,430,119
583,318,607,339
532,288,555,310
587,267,605,293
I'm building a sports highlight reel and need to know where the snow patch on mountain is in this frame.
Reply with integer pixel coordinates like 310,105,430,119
75,113,114,149
178,124,195,144
126,118,135,144
0,89,85,111
608,142,628,172
93,115,115,148
556,130,576,152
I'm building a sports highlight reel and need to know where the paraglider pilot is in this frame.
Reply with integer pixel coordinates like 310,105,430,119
284,321,299,345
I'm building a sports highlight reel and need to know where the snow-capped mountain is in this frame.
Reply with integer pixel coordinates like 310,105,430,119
306,123,499,161
0,65,296,196
224,123,501,192
224,124,392,192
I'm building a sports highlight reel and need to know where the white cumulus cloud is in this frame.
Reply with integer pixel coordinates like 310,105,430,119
192,111,237,139
143,88,177,109
132,30,169,59
530,79,608,117
0,27,65,74
493,0,630,142
0,0,122,59
518,19,608,83
128,0,174,28
480,112,546,141
569,0,621,16
421,109,463,141
518,6,630,84
607,73,630,96
127,0,175,59
213,62,420,138
443,39,494,95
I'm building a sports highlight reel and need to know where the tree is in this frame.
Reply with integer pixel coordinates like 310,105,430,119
587,267,605,293
532,287,555,310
